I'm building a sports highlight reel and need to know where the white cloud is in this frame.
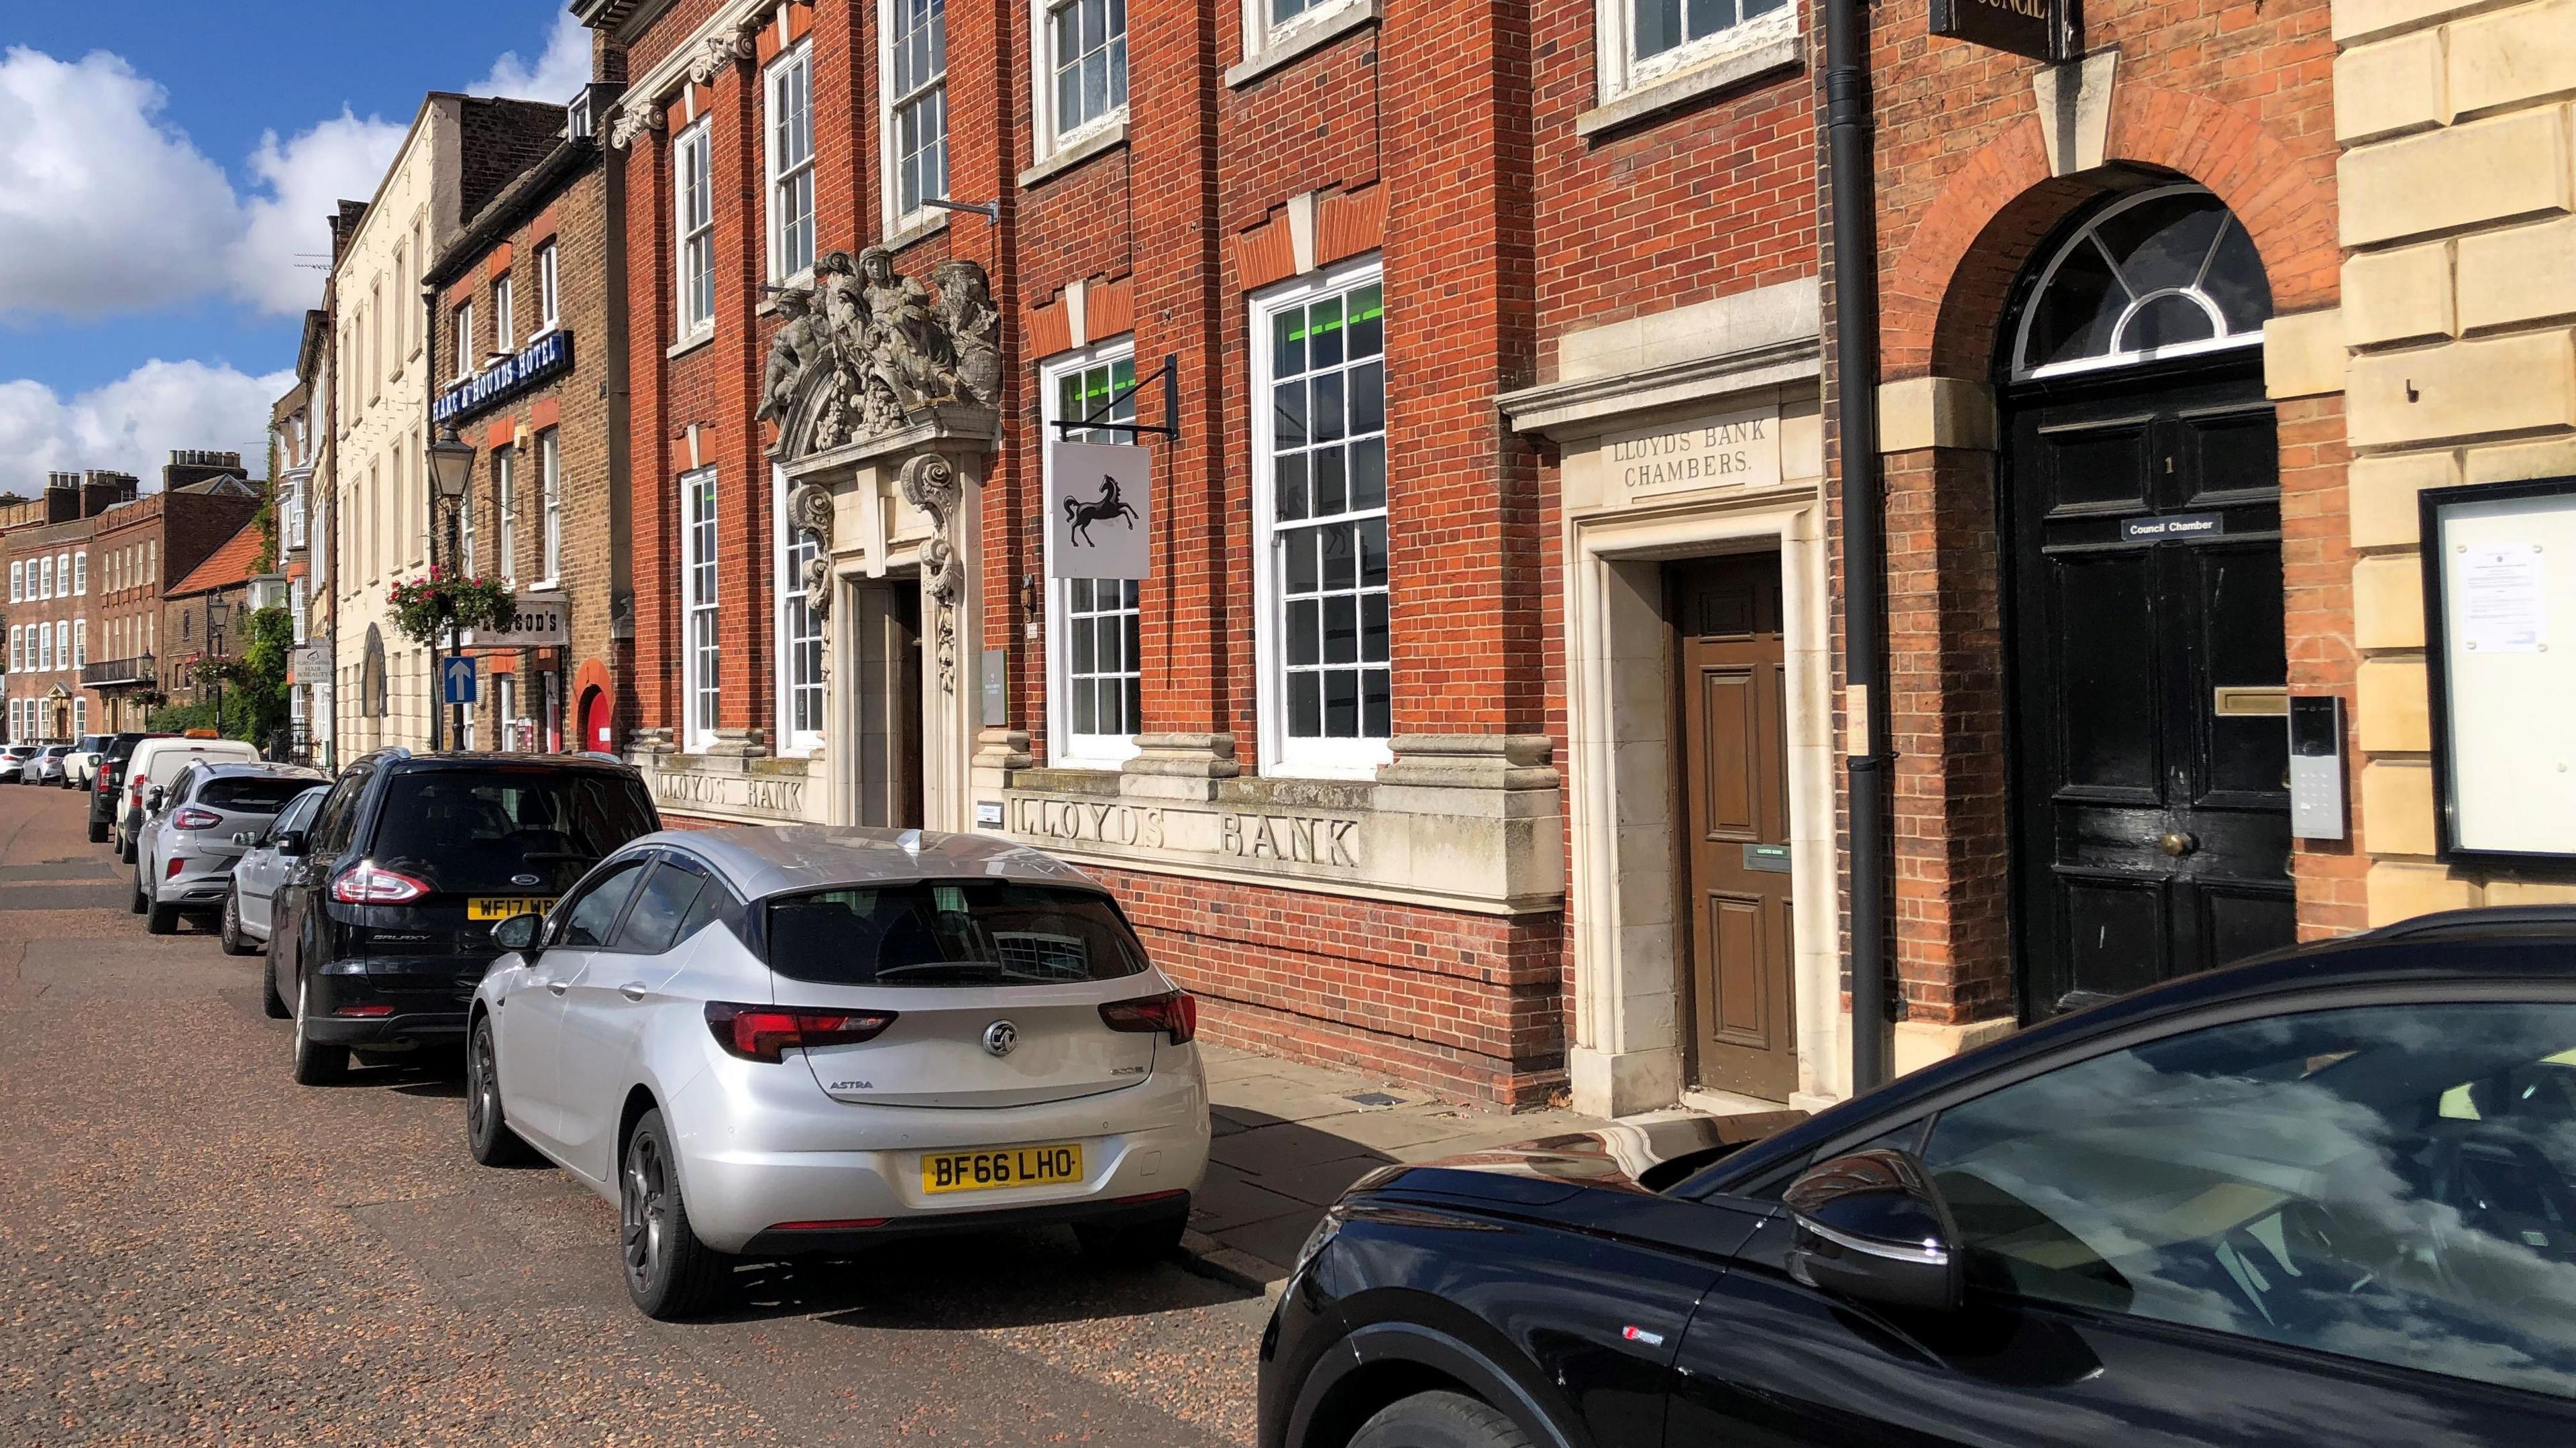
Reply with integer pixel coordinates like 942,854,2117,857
225,110,409,316
0,359,293,494
0,47,238,318
471,13,593,103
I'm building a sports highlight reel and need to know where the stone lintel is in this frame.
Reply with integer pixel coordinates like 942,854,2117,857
781,404,1000,486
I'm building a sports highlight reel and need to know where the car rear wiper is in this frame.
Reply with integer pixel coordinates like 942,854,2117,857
869,960,1066,983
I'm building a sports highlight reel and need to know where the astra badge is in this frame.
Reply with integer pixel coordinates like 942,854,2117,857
982,1020,1018,1058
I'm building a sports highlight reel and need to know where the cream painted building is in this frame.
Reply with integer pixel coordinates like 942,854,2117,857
328,92,567,759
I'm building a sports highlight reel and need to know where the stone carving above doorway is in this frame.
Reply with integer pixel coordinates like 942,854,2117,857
757,249,1004,466
784,480,837,622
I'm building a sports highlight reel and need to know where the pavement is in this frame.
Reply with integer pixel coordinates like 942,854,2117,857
0,778,1597,1445
1183,1047,1613,1290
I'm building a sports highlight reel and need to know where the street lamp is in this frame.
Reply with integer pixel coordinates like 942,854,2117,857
204,595,231,736
427,425,476,751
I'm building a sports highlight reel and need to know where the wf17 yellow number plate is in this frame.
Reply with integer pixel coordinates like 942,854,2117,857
921,1143,1085,1194
468,897,553,921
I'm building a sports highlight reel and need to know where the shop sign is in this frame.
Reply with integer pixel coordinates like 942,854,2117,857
433,329,574,425
458,592,571,649
1930,0,2070,61
288,645,329,683
1044,441,1152,580
1607,404,1782,502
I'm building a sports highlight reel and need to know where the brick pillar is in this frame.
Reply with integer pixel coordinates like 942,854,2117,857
1379,0,1540,736
1126,0,1227,747
946,0,1025,738
625,125,678,740
710,60,771,744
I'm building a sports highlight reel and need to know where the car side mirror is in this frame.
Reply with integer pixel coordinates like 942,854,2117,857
273,830,309,858
1783,1149,1964,1314
491,913,546,955
146,786,166,811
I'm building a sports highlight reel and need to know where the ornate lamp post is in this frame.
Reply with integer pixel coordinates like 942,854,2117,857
203,595,231,736
427,425,477,750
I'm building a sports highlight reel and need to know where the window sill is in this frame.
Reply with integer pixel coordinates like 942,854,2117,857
1226,0,1381,88
1019,118,1128,190
883,210,949,254
666,327,715,361
1574,34,1804,139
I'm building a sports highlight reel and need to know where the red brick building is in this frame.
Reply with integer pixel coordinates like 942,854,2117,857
423,66,634,757
579,0,1828,1113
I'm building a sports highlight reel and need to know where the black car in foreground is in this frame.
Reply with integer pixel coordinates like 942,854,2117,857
266,748,661,1084
1261,908,2576,1447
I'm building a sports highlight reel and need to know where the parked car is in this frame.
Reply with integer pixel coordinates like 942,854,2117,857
0,744,37,783
133,762,326,934
268,750,662,1084
465,825,1211,1320
28,744,73,785
88,733,163,843
62,734,113,789
115,736,258,862
220,783,329,956
1260,908,2576,1448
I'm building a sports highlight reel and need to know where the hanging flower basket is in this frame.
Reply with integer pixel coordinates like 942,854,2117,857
388,569,516,649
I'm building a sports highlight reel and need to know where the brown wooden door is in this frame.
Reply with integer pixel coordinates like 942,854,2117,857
1673,555,1796,1101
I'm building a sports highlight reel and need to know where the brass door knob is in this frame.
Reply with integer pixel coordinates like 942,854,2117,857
2158,831,2198,858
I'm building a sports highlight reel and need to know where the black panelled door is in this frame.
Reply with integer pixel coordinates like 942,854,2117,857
2006,366,2294,1018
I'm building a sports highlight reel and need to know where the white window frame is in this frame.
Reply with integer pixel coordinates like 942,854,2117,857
1039,338,1144,769
680,467,722,753
72,697,85,738
494,271,516,354
7,626,18,672
38,620,52,672
675,117,716,339
766,41,818,282
1596,0,1796,105
7,561,19,602
880,0,951,235
494,445,518,586
72,619,85,669
1242,0,1371,65
292,577,309,646
537,241,562,333
1032,0,1128,164
38,556,52,600
459,469,478,579
1250,256,1393,779
453,301,476,382
771,465,826,757
55,553,68,597
494,672,519,752
72,552,85,595
537,429,562,586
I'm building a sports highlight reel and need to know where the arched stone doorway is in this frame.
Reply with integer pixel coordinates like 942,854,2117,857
1993,181,2288,1017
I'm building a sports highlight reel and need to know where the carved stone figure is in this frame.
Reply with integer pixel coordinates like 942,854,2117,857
785,480,837,620
930,260,1002,406
759,250,1005,465
898,453,963,693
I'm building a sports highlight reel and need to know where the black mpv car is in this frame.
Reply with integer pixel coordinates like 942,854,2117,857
86,732,162,843
1260,909,2576,1448
266,749,660,1084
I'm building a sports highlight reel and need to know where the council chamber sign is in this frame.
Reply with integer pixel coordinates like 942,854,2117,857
1044,442,1152,581
1930,0,2068,60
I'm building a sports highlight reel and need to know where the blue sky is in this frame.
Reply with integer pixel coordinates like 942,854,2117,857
0,2,594,490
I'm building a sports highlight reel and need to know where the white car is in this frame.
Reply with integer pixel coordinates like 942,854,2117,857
468,826,1212,1320
0,744,38,782
62,734,113,790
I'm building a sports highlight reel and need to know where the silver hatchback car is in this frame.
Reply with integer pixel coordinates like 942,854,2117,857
133,762,328,934
468,826,1212,1319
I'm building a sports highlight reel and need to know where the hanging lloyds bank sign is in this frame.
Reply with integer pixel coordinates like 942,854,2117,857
433,329,574,425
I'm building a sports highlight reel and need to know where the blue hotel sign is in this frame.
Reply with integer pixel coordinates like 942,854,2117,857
433,329,574,425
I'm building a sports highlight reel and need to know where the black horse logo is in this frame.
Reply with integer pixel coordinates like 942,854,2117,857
1063,476,1140,545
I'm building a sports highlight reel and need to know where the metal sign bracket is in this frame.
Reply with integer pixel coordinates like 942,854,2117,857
1047,354,1181,442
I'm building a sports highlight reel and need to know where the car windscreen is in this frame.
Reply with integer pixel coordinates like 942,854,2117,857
366,770,659,895
763,881,1150,987
195,776,317,813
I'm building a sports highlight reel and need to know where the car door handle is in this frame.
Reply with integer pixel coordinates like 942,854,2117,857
547,981,569,996
619,983,647,1002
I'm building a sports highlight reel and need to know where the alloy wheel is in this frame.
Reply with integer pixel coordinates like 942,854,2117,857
623,1134,669,1292
468,1025,498,1144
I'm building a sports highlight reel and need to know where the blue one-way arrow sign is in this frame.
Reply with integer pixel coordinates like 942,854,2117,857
441,655,478,706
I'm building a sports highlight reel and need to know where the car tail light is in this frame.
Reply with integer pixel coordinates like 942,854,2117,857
331,865,431,905
333,1003,394,1017
704,1001,897,1063
172,807,221,830
1099,990,1197,1044
166,856,188,879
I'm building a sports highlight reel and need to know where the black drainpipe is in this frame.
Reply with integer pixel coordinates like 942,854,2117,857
1826,0,1890,1095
